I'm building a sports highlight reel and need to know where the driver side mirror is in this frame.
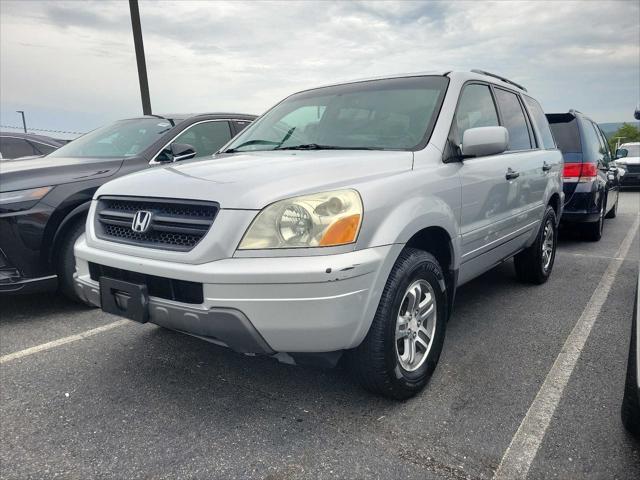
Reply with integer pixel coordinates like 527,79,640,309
171,143,197,162
461,126,509,158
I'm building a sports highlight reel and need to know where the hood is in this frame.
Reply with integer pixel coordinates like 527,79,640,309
619,156,640,165
0,156,124,192
96,150,414,209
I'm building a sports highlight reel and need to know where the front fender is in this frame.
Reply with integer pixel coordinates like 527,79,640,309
366,195,461,270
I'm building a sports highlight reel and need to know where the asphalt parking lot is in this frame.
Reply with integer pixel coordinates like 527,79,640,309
1,191,639,480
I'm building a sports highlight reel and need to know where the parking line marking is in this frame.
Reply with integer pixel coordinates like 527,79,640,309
0,319,130,364
494,215,639,480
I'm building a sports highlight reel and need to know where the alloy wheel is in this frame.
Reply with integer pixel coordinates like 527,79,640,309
541,219,554,272
395,279,437,372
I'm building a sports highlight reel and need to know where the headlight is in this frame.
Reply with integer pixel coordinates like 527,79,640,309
238,189,363,249
0,186,53,209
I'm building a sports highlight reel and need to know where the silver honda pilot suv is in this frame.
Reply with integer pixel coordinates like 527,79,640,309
75,70,563,399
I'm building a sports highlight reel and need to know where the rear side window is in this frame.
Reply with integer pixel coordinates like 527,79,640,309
494,88,532,150
450,83,499,146
581,119,603,163
546,114,581,154
0,137,38,159
594,125,612,164
523,96,556,149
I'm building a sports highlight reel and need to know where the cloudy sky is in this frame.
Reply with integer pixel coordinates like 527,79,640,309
1,0,638,138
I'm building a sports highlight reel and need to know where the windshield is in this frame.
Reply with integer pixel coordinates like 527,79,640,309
618,144,640,158
48,118,174,158
224,76,448,152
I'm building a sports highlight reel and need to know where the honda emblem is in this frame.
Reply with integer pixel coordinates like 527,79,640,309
131,210,152,233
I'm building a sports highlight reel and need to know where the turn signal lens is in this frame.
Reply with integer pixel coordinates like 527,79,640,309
319,214,361,246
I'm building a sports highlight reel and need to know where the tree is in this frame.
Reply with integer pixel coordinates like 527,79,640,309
608,123,640,153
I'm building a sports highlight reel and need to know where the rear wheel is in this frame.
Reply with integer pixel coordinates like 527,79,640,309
605,195,618,219
347,248,448,400
514,206,557,284
56,218,86,302
583,197,605,241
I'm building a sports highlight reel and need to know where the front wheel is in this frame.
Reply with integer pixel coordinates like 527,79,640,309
347,248,448,400
514,206,557,284
56,218,86,302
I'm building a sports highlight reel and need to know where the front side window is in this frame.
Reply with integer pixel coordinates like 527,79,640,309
224,76,449,152
171,121,232,158
494,88,532,151
30,141,57,155
450,83,499,147
523,96,556,149
48,119,174,158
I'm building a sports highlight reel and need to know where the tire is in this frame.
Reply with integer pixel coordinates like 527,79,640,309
621,292,640,437
605,195,618,219
347,248,448,400
56,218,86,302
582,197,605,241
514,206,557,285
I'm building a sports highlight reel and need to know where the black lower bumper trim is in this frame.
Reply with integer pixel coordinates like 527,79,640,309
0,275,57,294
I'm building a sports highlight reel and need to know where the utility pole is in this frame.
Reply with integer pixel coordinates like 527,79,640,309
613,136,626,151
129,0,152,115
16,111,27,133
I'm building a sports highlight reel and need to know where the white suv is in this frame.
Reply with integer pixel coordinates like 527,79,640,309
75,70,563,399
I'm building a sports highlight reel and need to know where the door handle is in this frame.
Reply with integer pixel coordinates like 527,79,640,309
542,162,552,172
505,168,520,180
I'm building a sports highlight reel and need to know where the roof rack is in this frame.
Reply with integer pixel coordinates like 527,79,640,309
470,69,527,92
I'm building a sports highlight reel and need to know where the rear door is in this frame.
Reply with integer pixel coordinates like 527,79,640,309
492,88,546,235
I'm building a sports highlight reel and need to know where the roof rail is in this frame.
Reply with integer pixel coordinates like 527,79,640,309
470,69,527,92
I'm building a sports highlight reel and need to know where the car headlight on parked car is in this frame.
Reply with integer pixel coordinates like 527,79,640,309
0,186,53,210
238,189,363,249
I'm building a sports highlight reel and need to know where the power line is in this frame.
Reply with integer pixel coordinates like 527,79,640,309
0,125,86,135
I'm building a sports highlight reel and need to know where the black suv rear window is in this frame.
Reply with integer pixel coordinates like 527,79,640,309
546,113,581,153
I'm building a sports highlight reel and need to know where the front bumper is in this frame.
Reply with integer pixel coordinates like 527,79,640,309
74,236,400,353
0,204,56,293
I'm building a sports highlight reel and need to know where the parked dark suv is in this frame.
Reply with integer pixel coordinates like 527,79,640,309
546,110,620,241
0,113,255,299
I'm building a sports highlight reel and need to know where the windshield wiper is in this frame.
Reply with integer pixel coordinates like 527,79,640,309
224,139,279,153
274,144,378,151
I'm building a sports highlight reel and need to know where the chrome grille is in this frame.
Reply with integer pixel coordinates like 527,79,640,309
95,196,218,251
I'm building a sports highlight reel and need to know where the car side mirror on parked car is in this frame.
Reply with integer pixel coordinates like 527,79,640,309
170,143,197,162
461,126,509,158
